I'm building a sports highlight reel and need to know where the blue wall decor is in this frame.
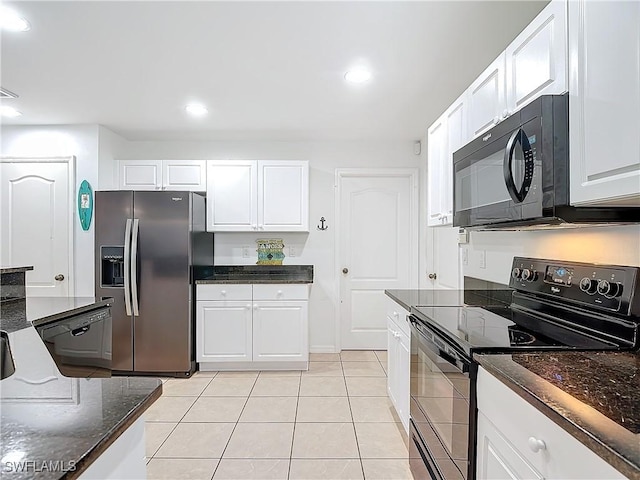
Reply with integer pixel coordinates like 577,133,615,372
78,180,93,231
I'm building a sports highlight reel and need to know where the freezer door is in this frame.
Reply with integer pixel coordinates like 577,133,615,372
133,191,193,373
95,191,134,371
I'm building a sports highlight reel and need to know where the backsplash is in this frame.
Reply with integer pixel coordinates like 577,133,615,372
463,224,640,284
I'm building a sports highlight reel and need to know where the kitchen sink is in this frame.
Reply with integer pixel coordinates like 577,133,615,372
0,331,15,380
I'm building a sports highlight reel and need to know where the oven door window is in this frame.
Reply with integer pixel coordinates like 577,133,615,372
411,326,470,478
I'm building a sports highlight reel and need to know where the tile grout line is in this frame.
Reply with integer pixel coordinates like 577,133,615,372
340,354,368,480
286,372,303,479
208,373,259,479
148,373,217,462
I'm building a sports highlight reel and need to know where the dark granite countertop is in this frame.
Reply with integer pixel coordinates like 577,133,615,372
385,286,512,312
1,297,162,479
195,264,314,284
0,266,34,274
475,351,640,480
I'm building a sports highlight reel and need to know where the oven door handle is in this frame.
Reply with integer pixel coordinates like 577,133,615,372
503,128,534,204
409,316,469,374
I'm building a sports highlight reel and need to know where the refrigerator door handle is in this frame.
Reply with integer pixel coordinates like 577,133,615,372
123,218,133,316
131,218,140,316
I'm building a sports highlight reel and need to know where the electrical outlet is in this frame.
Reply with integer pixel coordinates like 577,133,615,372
289,246,297,257
479,250,486,269
242,246,251,258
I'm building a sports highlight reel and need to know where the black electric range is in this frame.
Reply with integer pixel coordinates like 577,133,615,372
408,257,640,480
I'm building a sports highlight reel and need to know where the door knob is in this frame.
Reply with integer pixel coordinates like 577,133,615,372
342,268,349,274
54,274,65,281
428,273,437,280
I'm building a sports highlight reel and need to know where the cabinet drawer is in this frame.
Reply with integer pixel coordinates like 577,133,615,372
253,284,309,301
197,284,252,301
477,367,626,479
386,297,410,337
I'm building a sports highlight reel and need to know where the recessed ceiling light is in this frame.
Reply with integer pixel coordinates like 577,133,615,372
0,106,22,118
0,7,30,32
344,67,372,84
185,103,208,117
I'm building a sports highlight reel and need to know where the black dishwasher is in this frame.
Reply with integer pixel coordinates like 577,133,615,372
37,307,112,377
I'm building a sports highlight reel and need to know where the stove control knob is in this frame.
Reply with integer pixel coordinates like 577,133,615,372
579,277,598,294
512,267,522,279
596,280,622,298
521,269,537,282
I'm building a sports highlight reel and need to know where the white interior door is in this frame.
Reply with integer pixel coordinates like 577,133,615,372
0,157,74,297
338,169,418,350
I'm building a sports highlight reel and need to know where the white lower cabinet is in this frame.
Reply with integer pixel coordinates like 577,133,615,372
386,297,410,434
196,284,309,370
476,366,626,480
197,301,253,362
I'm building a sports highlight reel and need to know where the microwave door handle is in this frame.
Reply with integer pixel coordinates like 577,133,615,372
504,129,523,203
503,128,535,203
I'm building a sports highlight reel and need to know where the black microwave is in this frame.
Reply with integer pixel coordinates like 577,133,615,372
452,93,639,228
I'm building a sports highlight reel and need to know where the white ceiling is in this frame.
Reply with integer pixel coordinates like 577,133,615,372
1,1,547,142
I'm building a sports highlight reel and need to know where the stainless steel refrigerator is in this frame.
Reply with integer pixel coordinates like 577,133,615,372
94,191,213,377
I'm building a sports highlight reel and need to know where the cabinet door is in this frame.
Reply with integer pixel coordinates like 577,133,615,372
396,326,410,434
386,318,399,409
476,411,544,480
443,93,469,223
468,53,507,138
118,160,162,190
569,0,640,206
257,161,309,232
252,301,308,362
427,115,447,226
426,226,461,289
206,160,257,231
506,0,567,114
163,160,206,191
196,301,252,362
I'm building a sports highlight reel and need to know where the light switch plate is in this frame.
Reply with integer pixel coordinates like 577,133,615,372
479,250,486,269
242,246,251,258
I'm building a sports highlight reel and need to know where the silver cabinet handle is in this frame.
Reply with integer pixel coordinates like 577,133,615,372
123,219,132,316
54,274,65,281
342,268,349,274
131,218,140,316
428,273,437,280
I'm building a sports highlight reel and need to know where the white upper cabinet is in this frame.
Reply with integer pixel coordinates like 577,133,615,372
468,53,506,139
568,0,640,206
467,0,567,139
258,161,309,231
207,160,258,231
163,160,207,191
118,160,206,191
427,92,468,226
505,0,568,115
207,160,309,232
427,115,446,226
118,160,162,190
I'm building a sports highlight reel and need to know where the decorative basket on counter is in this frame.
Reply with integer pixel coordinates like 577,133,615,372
256,238,285,265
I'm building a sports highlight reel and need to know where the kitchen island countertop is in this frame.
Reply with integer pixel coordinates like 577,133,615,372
475,351,639,480
0,296,162,479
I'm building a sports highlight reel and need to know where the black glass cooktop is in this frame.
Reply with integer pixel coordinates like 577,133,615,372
410,305,621,358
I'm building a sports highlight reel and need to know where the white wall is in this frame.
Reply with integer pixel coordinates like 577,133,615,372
1,125,101,296
462,225,640,285
97,125,127,190
113,139,425,352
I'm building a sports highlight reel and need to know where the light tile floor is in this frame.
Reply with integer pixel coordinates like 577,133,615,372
145,350,414,480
